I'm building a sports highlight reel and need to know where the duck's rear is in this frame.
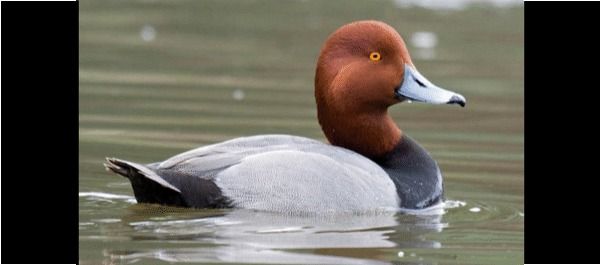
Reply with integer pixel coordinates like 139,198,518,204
104,157,230,208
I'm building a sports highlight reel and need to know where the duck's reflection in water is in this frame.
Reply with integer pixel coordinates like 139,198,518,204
107,207,446,264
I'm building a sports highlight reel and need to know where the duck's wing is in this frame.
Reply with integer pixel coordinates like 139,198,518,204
106,135,325,208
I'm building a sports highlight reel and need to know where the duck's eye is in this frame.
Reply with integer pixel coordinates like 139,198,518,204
369,52,381,62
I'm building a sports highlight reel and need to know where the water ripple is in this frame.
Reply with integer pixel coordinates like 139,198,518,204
79,191,136,203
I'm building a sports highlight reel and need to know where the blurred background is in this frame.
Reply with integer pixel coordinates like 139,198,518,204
80,0,523,264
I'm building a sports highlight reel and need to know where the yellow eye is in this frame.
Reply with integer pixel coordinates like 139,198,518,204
369,52,381,62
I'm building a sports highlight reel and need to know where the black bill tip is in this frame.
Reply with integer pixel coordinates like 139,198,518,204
447,95,466,107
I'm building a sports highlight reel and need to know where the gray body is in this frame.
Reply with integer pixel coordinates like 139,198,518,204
106,135,402,214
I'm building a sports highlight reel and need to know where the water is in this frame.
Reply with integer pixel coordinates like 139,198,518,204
79,1,524,264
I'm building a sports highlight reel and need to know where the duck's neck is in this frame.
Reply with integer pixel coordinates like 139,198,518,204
318,108,402,159
374,135,444,209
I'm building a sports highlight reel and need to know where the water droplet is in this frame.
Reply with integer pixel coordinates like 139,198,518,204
410,32,438,60
397,251,404,257
140,25,156,42
411,32,438,49
232,89,245,101
469,207,481,213
407,100,413,103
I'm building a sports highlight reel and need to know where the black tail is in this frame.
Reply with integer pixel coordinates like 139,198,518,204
104,157,187,207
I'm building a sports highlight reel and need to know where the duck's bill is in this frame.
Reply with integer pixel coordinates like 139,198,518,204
395,64,466,107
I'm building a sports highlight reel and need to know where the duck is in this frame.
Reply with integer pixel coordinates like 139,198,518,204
105,20,466,213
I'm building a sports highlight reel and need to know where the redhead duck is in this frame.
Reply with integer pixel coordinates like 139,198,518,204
105,20,465,213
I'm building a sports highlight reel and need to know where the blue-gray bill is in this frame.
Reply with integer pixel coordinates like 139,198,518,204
395,64,466,107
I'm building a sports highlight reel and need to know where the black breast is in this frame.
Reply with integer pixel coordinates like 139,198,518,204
374,135,444,209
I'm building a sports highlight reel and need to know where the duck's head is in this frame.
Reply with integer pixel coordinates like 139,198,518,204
315,20,466,158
